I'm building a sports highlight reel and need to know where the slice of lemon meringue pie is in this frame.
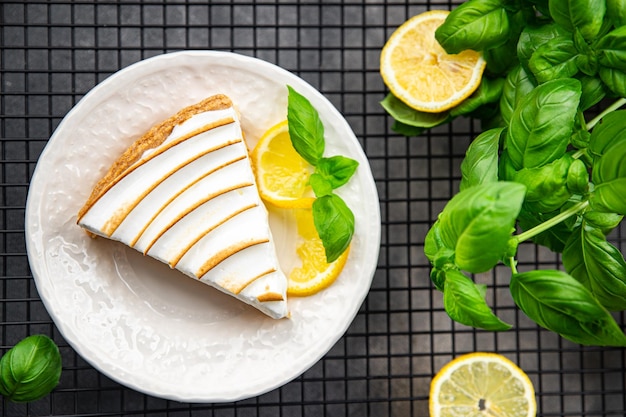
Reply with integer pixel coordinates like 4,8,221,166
77,94,289,319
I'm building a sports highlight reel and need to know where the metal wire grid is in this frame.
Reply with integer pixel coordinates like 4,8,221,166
1,1,625,416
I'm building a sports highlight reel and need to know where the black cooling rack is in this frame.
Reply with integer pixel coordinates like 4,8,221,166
1,1,625,416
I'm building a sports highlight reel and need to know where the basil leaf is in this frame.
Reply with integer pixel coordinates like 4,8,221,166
573,29,599,77
570,127,591,151
589,109,626,158
437,181,526,273
510,269,626,346
513,153,573,213
566,158,590,195
450,77,505,118
443,269,512,331
528,36,579,83
312,194,354,263
597,26,626,72
430,267,447,292
0,335,62,403
309,173,333,197
287,85,325,166
583,210,623,234
505,78,581,169
578,74,607,111
598,66,626,97
460,127,503,191
425,219,445,265
548,0,606,42
500,65,536,125
607,0,626,27
482,6,532,75
435,0,510,54
517,22,570,81
563,224,626,311
590,139,626,214
315,156,358,191
380,94,450,129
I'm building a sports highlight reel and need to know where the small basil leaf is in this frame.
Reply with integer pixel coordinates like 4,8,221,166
570,127,591,149
287,85,325,166
607,0,626,27
528,36,579,83
312,194,354,263
575,53,599,78
505,78,582,169
315,156,359,191
451,77,505,118
460,127,503,191
380,94,451,129
435,0,510,54
598,66,626,97
563,224,626,311
513,154,573,213
597,26,626,72
437,181,526,273
424,219,446,264
589,110,626,158
0,335,62,403
309,173,333,197
583,210,623,234
500,65,536,125
578,74,607,111
430,267,447,292
443,269,512,331
510,269,626,346
548,0,606,42
566,158,590,195
590,139,626,214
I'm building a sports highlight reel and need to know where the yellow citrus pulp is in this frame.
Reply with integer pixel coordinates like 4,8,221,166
250,120,315,209
380,10,486,113
251,121,350,296
430,352,537,417
287,208,350,296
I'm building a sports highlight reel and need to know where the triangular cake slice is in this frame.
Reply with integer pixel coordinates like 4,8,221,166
77,94,289,319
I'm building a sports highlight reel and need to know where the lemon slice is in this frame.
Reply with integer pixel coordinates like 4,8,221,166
380,10,486,113
430,352,537,417
287,209,350,297
251,120,315,209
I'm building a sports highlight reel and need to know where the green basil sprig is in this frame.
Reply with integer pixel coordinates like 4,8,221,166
381,0,626,345
287,86,358,263
0,335,62,402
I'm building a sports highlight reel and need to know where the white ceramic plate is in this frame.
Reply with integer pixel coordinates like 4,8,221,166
25,51,381,403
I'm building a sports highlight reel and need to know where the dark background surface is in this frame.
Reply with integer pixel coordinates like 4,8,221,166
1,1,625,416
